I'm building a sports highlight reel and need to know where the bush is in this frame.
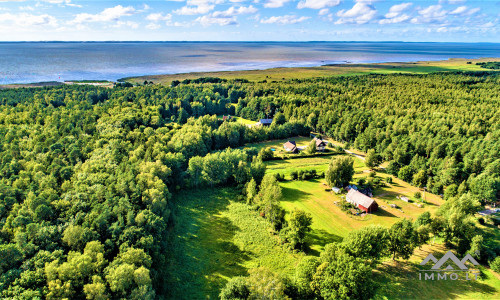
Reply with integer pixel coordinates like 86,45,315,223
478,217,485,225
290,171,298,180
490,257,500,273
274,173,285,182
414,192,422,199
220,277,250,300
386,177,393,184
258,148,274,161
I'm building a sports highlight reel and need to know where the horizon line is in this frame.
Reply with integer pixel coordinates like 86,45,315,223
0,41,499,44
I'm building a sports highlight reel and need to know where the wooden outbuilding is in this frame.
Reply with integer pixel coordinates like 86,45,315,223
346,189,378,213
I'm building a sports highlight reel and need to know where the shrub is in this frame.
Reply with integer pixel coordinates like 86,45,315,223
386,177,393,184
414,192,422,199
220,277,250,300
490,257,500,273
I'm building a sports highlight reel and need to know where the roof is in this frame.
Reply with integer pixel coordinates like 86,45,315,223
314,137,327,147
259,118,273,124
283,141,297,151
346,189,376,209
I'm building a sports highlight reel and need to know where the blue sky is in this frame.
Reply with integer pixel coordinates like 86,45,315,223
0,0,498,41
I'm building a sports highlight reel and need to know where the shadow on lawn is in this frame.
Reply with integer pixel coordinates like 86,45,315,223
281,186,312,202
165,188,251,299
373,208,398,218
305,229,343,256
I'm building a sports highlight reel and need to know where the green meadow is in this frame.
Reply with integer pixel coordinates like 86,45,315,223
122,58,499,85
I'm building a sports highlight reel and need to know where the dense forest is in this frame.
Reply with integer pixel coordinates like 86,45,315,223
0,71,499,298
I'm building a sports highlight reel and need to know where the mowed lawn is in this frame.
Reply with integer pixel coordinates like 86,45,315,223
265,154,444,254
244,136,312,153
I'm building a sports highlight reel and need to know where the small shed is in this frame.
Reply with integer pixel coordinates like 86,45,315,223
346,189,378,213
258,118,273,126
332,187,341,194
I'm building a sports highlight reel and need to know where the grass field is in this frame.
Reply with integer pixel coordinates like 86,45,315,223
166,188,303,299
166,186,500,299
266,154,444,254
165,139,499,299
122,58,500,85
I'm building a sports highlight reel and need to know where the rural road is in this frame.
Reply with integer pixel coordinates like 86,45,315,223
344,149,365,161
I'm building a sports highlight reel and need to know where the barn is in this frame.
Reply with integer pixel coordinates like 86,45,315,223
346,189,378,213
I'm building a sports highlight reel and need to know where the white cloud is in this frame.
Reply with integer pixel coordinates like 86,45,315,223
212,5,258,17
319,8,329,16
379,14,410,24
335,2,377,24
297,0,340,10
146,13,172,22
112,21,139,29
19,5,34,11
379,2,412,24
174,5,214,15
192,5,257,26
146,22,161,30
410,5,447,24
0,12,58,27
449,6,480,16
195,15,237,26
263,0,290,8
439,0,465,4
388,2,412,14
174,0,223,15
260,15,309,24
70,5,136,24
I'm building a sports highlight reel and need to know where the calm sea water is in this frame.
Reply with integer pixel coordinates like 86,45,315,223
0,42,499,84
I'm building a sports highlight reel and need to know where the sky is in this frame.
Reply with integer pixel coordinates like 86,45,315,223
0,0,498,41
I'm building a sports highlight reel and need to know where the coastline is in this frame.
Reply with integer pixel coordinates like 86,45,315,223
120,57,500,85
1,57,498,89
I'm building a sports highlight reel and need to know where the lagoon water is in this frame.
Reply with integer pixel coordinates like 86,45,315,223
1,42,499,84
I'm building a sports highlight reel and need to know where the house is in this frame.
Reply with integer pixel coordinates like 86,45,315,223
283,141,298,153
313,137,328,152
258,118,273,126
346,189,378,213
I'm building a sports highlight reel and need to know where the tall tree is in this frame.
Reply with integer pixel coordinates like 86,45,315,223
388,218,416,260
325,156,354,187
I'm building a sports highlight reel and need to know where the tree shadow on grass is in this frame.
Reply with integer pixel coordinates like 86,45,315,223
304,229,343,256
281,186,312,202
165,188,251,299
373,208,398,218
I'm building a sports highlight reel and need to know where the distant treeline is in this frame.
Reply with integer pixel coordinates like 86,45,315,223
476,62,500,69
